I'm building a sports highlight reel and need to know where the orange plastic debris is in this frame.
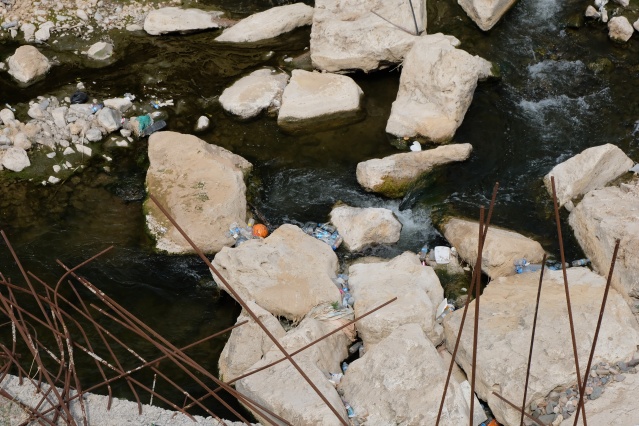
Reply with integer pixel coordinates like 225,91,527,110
252,224,269,238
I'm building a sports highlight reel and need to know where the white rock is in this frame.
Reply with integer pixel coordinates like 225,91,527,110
0,108,15,125
1,147,30,172
63,147,75,155
74,144,92,156
195,116,209,131
442,217,546,279
34,21,54,42
219,69,289,119
85,127,102,142
386,34,493,142
569,179,639,310
460,380,489,426
329,205,401,251
443,268,639,426
20,23,36,42
143,7,228,36
53,164,61,173
585,5,601,19
602,8,609,23
349,252,445,347
356,144,473,198
339,324,470,425
608,16,634,43
48,175,61,184
103,97,132,113
612,0,629,6
544,144,633,208
97,107,122,132
235,317,349,425
12,133,31,150
277,70,363,133
457,0,518,31
144,131,252,255
216,3,313,43
634,18,639,32
212,224,340,321
77,9,89,21
7,45,51,85
51,106,68,128
87,41,114,60
310,0,425,72
218,301,286,382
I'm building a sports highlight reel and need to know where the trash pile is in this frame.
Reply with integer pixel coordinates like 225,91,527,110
302,222,343,250
332,274,354,308
514,258,591,274
435,298,455,323
418,245,457,266
227,219,269,247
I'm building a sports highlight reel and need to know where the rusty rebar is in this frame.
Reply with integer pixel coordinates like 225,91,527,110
408,0,419,34
149,193,349,426
572,240,620,426
492,392,547,426
469,207,485,426
520,253,547,426
550,176,588,425
436,182,499,425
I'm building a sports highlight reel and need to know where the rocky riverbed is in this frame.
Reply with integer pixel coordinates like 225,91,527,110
2,0,639,425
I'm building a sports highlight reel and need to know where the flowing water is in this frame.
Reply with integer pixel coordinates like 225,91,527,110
1,0,639,420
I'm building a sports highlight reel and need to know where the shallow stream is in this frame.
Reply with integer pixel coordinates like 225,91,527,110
1,0,639,420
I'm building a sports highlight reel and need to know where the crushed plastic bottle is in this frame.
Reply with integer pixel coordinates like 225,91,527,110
302,222,343,250
514,258,529,274
344,403,355,418
517,264,543,274
418,245,429,263
349,341,363,355
571,258,590,267
341,361,348,374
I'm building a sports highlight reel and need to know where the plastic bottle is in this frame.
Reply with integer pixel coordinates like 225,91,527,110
349,341,363,354
513,258,529,267
344,403,355,418
519,264,543,274
91,103,103,113
247,218,255,228
341,361,348,373
319,223,336,233
571,258,590,267
418,245,428,262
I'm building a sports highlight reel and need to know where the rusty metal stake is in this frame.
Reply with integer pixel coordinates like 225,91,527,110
550,176,588,426
572,240,620,426
469,207,485,426
520,253,547,426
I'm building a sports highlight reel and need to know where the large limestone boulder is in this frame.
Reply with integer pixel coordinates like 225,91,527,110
277,70,363,133
560,372,639,426
349,252,444,347
144,7,229,35
6,45,51,85
1,147,30,172
235,317,350,426
442,217,545,279
356,144,473,198
608,16,634,43
144,131,252,254
443,268,639,426
218,301,286,382
386,34,493,143
569,179,639,311
544,144,633,208
329,205,401,251
310,0,424,72
219,69,289,119
339,324,471,425
216,3,313,43
212,224,341,321
458,0,519,31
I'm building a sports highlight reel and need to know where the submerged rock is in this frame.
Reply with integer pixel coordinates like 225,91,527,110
458,0,519,31
144,131,252,254
216,3,313,43
277,70,363,133
443,268,639,426
329,205,401,251
356,144,473,198
569,179,639,312
349,252,445,347
219,68,289,119
310,0,424,72
442,217,545,279
339,324,471,425
543,143,633,209
212,224,341,321
143,7,229,35
386,34,493,142
87,42,114,60
6,45,51,85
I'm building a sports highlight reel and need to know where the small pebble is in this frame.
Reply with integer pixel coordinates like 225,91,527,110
614,374,625,382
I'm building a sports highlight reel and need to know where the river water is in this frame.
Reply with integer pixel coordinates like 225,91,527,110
1,0,638,420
